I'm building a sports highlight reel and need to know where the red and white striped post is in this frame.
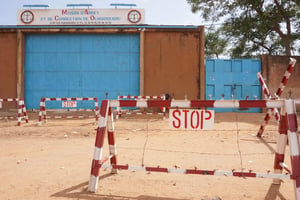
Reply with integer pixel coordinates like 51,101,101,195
88,100,109,192
257,58,296,137
17,99,29,126
285,99,300,199
273,106,288,184
107,107,118,174
0,98,29,126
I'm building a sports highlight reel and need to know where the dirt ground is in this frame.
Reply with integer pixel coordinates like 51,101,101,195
0,110,298,200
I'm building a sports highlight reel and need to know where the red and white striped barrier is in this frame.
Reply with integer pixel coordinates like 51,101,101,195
88,98,300,194
257,72,280,137
38,97,99,126
116,95,166,119
0,98,29,126
257,58,296,137
109,99,285,109
273,106,288,184
285,99,300,199
99,163,290,179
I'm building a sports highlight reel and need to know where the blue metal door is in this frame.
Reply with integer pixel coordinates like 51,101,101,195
25,33,140,109
206,59,261,112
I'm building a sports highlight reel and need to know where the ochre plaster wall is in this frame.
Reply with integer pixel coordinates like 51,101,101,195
0,33,17,107
144,31,202,99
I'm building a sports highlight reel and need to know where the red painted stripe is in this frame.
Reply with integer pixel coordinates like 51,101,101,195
147,100,171,108
119,100,137,107
282,76,288,86
263,88,269,96
258,77,264,86
274,153,285,170
257,126,264,136
190,100,215,108
287,64,293,73
95,127,106,148
233,172,256,178
145,167,168,173
91,159,101,176
275,113,280,121
291,155,300,180
113,165,129,170
276,88,283,97
99,100,108,117
186,169,214,175
110,156,117,165
287,114,298,132
108,131,115,145
239,100,266,108
279,114,288,134
264,113,271,121
296,179,300,188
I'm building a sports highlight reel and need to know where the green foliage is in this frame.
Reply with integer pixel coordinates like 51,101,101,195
205,30,227,58
187,0,300,57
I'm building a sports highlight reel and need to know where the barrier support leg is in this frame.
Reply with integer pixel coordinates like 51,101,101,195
94,97,99,121
88,100,109,193
285,99,300,200
38,98,45,126
21,100,29,123
107,107,118,174
273,107,288,184
17,100,23,126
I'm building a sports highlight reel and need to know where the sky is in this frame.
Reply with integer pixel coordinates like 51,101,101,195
0,0,204,25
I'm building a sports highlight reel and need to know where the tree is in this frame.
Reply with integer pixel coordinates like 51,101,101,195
187,0,300,57
205,29,227,58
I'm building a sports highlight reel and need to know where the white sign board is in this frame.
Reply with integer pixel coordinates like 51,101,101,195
169,109,214,130
62,101,77,108
17,8,145,25
0,102,2,109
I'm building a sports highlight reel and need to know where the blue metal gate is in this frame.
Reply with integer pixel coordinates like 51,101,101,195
25,33,140,109
205,59,261,112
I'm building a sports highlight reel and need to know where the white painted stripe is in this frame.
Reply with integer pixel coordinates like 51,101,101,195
98,116,107,128
285,99,295,114
110,100,120,107
88,175,98,192
93,147,103,160
136,100,147,107
296,188,300,199
128,165,146,171
284,70,291,78
214,101,239,108
214,170,233,176
109,145,117,155
277,134,288,154
171,100,190,108
295,99,300,104
288,131,300,156
101,163,112,169
168,168,186,174
266,101,284,108
255,172,290,179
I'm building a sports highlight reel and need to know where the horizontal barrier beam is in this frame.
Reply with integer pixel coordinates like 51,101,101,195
100,164,291,180
109,99,286,109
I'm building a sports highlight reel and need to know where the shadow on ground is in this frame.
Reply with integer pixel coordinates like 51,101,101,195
51,173,189,200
